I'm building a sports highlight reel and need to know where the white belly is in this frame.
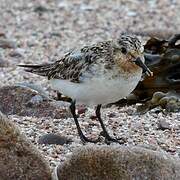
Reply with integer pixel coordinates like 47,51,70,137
50,73,141,106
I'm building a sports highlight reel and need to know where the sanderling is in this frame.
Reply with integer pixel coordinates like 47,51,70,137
19,34,153,144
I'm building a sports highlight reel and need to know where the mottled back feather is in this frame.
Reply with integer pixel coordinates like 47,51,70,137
19,41,114,82
18,35,143,83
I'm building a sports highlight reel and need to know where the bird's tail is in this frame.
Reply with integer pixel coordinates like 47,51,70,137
18,64,53,77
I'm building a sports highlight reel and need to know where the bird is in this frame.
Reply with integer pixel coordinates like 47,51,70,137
19,34,153,144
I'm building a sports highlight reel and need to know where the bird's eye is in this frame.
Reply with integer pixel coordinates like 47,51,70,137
121,47,127,54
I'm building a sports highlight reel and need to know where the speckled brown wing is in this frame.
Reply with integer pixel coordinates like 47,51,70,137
47,51,93,82
18,51,93,82
18,41,114,83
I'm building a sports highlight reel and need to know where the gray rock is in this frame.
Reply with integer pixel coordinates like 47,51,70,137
34,5,49,13
38,133,72,145
0,38,16,49
157,119,171,130
53,145,180,180
0,111,51,180
0,57,9,67
27,94,44,106
9,48,25,58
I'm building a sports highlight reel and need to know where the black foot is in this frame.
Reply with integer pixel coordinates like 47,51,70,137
100,131,126,145
79,133,101,144
96,104,126,145
70,100,100,144
105,136,126,145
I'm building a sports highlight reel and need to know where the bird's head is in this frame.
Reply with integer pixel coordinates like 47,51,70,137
113,34,153,76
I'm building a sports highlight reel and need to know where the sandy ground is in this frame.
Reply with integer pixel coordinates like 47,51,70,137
0,0,180,169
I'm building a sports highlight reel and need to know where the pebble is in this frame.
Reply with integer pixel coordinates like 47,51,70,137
9,48,25,58
107,112,116,118
34,5,49,13
27,40,38,47
0,57,9,67
77,106,87,115
157,120,171,130
38,133,72,145
144,124,150,131
131,122,143,132
127,11,137,17
0,32,6,37
90,115,97,120
0,38,16,49
28,95,44,105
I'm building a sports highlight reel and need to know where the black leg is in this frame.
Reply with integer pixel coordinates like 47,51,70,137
69,100,100,143
96,104,125,144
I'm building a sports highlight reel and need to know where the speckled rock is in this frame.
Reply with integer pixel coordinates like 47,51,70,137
0,111,51,180
0,86,71,119
54,145,180,180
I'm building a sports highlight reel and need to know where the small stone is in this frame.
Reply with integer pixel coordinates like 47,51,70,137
38,133,72,145
107,112,116,118
77,107,87,115
49,32,62,37
131,122,143,132
157,120,171,130
0,32,5,37
58,2,69,8
166,99,180,112
90,115,97,120
0,57,8,67
0,38,16,49
144,124,150,131
127,11,137,17
149,107,162,113
28,95,44,105
34,5,49,13
9,48,25,57
27,40,38,47
167,147,176,153
173,125,180,130
80,4,94,11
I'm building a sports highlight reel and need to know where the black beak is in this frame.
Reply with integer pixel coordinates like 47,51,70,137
134,57,153,76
